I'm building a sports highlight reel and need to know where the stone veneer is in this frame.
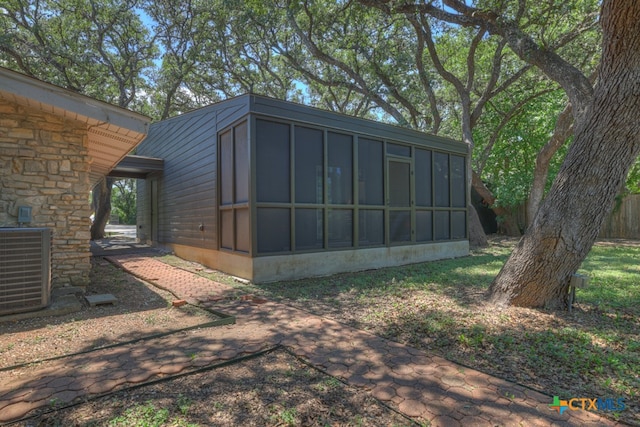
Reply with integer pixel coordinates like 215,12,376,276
0,98,92,288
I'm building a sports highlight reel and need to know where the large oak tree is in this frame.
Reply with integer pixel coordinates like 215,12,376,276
392,0,640,308
489,0,640,308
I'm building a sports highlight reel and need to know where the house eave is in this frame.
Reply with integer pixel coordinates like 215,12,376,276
0,66,150,185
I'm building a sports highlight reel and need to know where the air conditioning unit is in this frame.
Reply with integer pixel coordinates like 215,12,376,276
0,228,52,315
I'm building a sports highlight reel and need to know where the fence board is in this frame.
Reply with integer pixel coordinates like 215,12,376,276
599,194,640,239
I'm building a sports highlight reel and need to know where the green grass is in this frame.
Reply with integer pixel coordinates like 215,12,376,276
108,402,169,427
578,245,640,311
269,406,298,426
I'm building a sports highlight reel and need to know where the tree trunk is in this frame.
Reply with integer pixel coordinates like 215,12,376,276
468,204,488,248
526,103,573,228
471,171,521,236
489,0,640,308
90,177,114,240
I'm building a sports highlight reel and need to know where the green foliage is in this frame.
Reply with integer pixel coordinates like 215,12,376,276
0,0,157,109
475,90,571,208
107,400,200,427
176,394,192,416
111,179,136,225
270,406,298,426
625,157,640,194
0,0,609,218
109,402,169,427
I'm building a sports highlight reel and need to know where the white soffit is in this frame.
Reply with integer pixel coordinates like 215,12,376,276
0,67,150,184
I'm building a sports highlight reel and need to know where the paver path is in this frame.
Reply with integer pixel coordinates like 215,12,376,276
0,253,623,426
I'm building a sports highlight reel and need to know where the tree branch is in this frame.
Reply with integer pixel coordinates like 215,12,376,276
368,0,595,120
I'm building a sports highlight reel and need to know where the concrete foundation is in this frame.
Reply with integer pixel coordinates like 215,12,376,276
165,241,469,283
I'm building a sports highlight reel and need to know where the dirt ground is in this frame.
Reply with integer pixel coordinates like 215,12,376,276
30,348,413,427
1,257,415,427
2,239,638,426
1,258,218,370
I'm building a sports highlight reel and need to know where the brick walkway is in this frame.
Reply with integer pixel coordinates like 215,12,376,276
0,253,622,426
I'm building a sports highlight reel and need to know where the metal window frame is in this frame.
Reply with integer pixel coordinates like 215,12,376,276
247,115,468,257
218,119,251,255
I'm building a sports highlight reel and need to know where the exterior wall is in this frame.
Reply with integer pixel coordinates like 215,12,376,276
0,98,92,288
136,98,250,250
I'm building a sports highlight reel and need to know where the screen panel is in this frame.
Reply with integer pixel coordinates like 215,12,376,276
389,210,411,243
257,208,291,253
328,209,353,248
389,161,411,207
220,209,233,250
295,126,324,204
358,138,383,205
328,132,353,205
452,211,467,240
235,208,250,253
234,122,249,203
220,130,233,206
451,155,466,208
434,211,450,240
295,208,324,250
416,210,433,242
415,149,432,207
387,143,411,157
434,152,450,207
358,209,384,246
256,119,290,203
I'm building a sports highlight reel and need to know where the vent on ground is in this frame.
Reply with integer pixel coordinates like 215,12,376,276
0,228,52,315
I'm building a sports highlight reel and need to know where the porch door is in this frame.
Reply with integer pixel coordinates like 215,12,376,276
387,159,413,243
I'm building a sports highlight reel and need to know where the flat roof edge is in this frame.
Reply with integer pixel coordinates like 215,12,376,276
248,94,467,153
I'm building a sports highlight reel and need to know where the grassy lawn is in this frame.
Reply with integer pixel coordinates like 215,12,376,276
161,239,639,424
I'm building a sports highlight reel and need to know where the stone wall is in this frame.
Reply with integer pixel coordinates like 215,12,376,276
0,98,92,288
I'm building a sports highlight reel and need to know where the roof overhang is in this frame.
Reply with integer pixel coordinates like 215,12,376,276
109,154,164,179
0,66,150,185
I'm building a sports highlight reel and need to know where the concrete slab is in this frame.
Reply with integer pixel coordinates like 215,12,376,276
85,294,118,306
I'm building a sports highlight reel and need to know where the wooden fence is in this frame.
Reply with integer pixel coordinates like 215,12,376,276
504,194,639,239
599,194,640,239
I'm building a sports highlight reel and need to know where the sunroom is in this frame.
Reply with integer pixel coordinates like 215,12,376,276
136,95,468,282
